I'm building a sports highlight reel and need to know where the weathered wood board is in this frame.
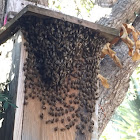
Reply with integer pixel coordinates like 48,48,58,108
0,5,119,45
13,34,27,140
22,90,78,140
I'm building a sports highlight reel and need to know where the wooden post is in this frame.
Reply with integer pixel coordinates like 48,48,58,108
13,34,27,140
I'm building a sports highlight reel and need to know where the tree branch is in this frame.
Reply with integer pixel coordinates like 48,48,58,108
98,0,140,136
97,0,140,28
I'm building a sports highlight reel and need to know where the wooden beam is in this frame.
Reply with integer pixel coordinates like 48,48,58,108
27,5,119,39
0,5,119,45
13,33,27,140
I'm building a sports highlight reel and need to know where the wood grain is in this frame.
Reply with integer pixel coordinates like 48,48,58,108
13,32,27,140
21,68,97,140
22,86,78,140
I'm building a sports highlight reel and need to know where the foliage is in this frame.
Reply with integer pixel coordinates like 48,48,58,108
0,80,17,120
111,94,140,140
49,0,94,17
74,0,94,16
100,65,140,140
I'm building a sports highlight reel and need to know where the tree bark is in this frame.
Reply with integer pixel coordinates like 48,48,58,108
97,0,140,137
0,0,6,27
95,0,118,7
97,0,140,28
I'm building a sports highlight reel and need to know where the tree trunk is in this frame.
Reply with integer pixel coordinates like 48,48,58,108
95,0,118,7
97,0,140,28
97,0,140,137
0,0,6,27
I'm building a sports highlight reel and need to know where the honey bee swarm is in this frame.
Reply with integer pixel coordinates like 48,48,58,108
20,16,107,134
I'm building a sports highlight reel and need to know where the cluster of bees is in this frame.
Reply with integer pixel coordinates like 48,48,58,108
19,16,107,135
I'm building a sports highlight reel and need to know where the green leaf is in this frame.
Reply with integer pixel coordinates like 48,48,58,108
8,102,18,108
0,98,5,102
52,1,55,5
55,5,61,10
3,102,9,110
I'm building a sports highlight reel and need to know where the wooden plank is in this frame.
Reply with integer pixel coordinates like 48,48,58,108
22,84,78,140
0,5,119,45
91,100,98,140
13,32,27,140
0,6,28,45
21,67,97,140
0,30,23,140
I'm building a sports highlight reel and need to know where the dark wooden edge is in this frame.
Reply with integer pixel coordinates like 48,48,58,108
0,5,120,45
0,31,23,140
0,7,28,45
